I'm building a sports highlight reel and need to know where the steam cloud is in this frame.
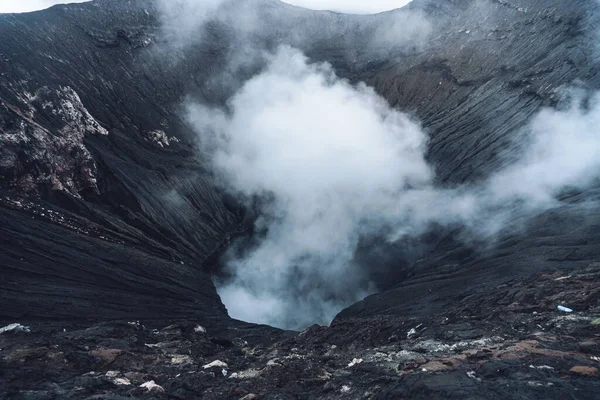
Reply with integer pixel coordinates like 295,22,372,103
159,1,600,330
188,47,600,329
487,95,600,206
155,0,432,58
188,47,434,328
282,1,413,14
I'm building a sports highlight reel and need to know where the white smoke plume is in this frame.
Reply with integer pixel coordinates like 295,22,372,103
187,46,433,328
155,0,227,51
487,94,600,207
187,46,600,329
157,1,600,329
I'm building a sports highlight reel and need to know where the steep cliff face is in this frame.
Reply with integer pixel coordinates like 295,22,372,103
0,0,598,345
0,0,430,323
337,0,600,320
0,0,240,322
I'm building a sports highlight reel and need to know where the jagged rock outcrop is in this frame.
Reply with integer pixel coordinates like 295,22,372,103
0,85,107,196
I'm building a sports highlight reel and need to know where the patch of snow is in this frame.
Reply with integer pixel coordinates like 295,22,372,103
203,360,228,369
411,337,504,353
554,276,571,281
50,86,109,136
341,385,351,393
319,370,332,380
348,358,363,367
528,381,553,387
222,368,228,377
113,377,131,386
285,353,307,360
148,130,179,147
171,355,193,365
406,324,423,339
229,368,261,379
392,349,426,363
0,323,31,334
194,325,207,334
550,314,591,328
139,380,164,392
368,351,391,362
267,359,282,367
529,365,554,371
105,371,120,378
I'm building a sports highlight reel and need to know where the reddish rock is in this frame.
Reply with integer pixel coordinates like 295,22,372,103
569,366,598,376
88,348,122,363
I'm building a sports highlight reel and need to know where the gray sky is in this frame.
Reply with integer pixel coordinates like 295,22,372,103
283,0,412,14
0,1,89,13
0,0,412,14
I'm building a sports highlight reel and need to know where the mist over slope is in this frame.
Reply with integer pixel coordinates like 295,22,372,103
188,46,432,328
191,48,600,329
164,0,600,328
0,0,598,331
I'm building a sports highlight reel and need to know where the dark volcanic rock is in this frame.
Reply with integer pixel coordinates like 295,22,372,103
1,268,599,399
337,0,600,321
1,0,600,398
0,0,245,321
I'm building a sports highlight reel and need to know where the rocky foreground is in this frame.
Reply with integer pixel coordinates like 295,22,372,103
2,266,598,399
